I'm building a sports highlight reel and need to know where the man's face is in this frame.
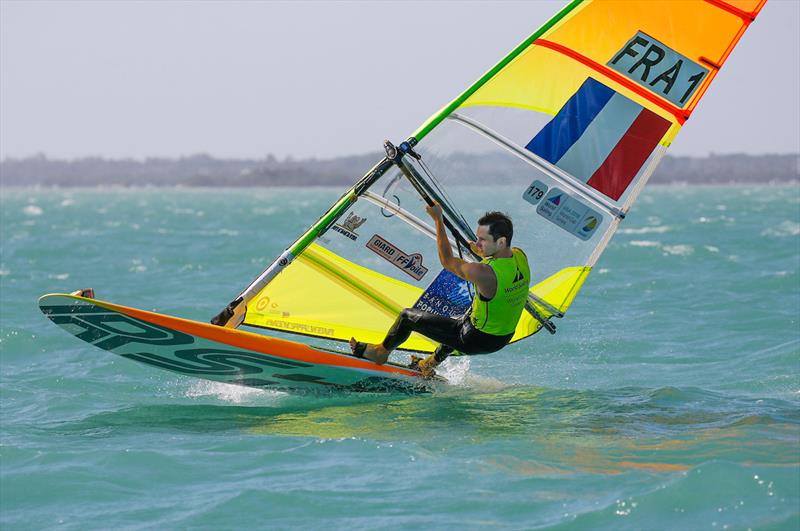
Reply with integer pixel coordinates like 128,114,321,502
475,224,504,257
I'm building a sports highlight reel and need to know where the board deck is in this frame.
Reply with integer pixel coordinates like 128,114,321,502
39,294,444,394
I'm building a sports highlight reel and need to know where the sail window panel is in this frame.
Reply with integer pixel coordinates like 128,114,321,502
411,119,614,310
315,170,447,290
455,82,670,208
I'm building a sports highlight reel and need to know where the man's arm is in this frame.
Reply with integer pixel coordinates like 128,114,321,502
427,203,496,298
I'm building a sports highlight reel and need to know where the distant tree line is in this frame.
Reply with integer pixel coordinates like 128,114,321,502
1,152,797,188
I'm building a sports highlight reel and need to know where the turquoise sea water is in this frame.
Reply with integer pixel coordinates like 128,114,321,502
1,185,799,530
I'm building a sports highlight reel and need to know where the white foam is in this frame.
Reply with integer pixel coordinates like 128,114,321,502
460,372,509,393
185,380,284,403
662,244,694,256
23,205,43,216
48,273,70,280
438,356,471,384
618,226,671,234
434,357,510,393
629,240,661,247
761,221,800,237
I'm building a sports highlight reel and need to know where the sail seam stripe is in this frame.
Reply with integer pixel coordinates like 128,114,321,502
449,112,622,218
301,247,402,318
535,39,688,124
703,0,757,22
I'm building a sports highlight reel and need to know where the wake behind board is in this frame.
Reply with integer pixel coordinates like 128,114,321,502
39,294,444,394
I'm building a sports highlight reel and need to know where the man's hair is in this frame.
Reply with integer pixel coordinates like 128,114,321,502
478,211,513,245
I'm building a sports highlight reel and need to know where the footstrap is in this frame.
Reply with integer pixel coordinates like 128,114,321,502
351,341,367,359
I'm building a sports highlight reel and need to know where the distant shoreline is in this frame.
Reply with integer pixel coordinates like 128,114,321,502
1,152,797,188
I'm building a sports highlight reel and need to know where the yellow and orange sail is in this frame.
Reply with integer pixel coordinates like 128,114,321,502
233,0,765,352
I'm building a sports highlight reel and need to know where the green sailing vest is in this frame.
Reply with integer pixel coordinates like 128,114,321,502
470,248,531,336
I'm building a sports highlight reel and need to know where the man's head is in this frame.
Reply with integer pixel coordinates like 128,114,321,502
475,211,513,257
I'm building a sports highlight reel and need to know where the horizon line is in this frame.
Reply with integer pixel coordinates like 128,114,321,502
3,151,799,164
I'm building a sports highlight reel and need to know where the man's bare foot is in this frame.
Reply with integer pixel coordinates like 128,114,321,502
349,337,390,364
410,354,438,378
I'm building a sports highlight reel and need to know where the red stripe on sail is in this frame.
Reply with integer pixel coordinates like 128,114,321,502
586,109,671,200
535,39,689,123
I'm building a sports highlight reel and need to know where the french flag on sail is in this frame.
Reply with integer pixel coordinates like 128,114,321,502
526,77,671,201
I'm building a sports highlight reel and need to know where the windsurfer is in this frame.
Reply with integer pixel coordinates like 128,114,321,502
350,202,530,377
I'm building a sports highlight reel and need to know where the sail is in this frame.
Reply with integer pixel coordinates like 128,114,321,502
229,0,766,353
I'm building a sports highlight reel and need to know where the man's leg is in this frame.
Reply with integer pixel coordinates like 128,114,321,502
433,343,455,363
414,343,455,377
351,308,461,364
417,320,513,376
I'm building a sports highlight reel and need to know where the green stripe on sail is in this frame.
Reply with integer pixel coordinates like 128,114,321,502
411,0,585,142
301,246,404,318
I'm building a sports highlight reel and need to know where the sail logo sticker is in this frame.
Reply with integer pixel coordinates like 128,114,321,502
332,212,367,241
608,31,709,107
366,234,429,281
522,180,549,206
536,188,603,241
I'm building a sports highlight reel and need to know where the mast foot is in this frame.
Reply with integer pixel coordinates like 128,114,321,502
210,297,246,328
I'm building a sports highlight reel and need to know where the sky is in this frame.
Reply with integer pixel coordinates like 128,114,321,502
1,0,798,161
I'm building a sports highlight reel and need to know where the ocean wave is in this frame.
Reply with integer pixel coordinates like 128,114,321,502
618,226,671,234
662,244,694,256
185,380,283,403
761,220,800,237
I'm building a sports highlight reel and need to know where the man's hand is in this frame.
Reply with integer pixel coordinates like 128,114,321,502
467,240,481,257
426,201,443,221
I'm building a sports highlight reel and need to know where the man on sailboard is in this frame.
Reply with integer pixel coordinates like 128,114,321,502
350,202,530,377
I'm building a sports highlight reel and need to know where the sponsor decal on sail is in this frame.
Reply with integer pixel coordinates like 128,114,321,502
366,234,429,281
332,212,367,241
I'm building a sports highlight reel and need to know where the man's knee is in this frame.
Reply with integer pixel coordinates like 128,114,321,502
399,308,424,323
